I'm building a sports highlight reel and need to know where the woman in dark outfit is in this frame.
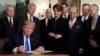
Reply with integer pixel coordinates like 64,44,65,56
48,4,69,52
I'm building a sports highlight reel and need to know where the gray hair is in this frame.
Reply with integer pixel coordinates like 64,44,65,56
69,6,78,12
28,3,36,9
6,5,15,11
45,8,52,13
91,4,99,12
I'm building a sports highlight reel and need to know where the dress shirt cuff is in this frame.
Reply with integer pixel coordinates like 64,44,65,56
12,47,18,53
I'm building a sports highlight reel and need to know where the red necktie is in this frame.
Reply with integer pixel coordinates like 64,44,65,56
9,18,12,29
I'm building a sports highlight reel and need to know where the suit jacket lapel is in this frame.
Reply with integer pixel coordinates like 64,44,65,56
90,19,92,30
71,20,78,30
5,17,11,30
45,19,48,27
26,14,28,20
70,19,78,30
84,18,91,32
23,14,28,20
12,17,16,29
33,16,36,21
43,19,46,27
20,33,24,45
95,16,100,30
16,33,24,46
30,35,34,50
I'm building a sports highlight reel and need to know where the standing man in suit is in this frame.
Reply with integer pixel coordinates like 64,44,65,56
67,7,83,56
78,3,90,22
18,3,40,37
61,3,69,19
3,20,44,53
40,8,52,50
0,5,17,38
83,4,100,56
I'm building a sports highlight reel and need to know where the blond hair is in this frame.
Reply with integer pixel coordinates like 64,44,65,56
22,20,35,28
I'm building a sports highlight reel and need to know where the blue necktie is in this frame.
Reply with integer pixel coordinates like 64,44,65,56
25,36,29,51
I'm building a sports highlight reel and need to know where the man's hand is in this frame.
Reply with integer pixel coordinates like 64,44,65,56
55,34,62,39
79,48,83,54
17,45,25,53
90,40,99,48
34,46,45,52
48,32,55,37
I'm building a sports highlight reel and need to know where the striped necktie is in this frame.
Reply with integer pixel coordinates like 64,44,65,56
91,19,96,30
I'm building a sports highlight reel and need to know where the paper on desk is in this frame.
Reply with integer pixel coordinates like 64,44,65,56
25,50,53,53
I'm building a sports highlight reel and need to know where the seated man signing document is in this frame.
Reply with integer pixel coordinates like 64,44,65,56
3,20,44,53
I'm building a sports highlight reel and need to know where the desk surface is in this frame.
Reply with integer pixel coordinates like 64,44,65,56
0,52,69,56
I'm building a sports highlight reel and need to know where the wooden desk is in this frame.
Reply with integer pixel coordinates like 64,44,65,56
0,52,69,56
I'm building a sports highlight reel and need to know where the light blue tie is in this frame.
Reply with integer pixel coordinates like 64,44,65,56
25,36,29,51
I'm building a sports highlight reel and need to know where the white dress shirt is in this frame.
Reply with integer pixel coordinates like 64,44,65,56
63,12,69,18
27,13,33,21
12,34,31,52
81,15,89,22
24,35,31,51
69,18,77,28
7,16,13,25
45,18,48,26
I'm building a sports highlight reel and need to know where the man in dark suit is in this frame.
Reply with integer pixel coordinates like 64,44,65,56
40,8,52,50
61,3,70,19
0,5,17,38
3,20,44,53
67,7,83,56
83,4,100,56
78,3,90,22
18,3,40,37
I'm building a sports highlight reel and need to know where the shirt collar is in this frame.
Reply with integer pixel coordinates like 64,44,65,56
7,16,13,22
92,15,98,23
92,15,98,20
23,33,30,38
64,12,68,16
69,18,77,24
63,12,68,18
27,13,30,18
27,13,33,21
7,16,13,19
82,15,89,19
45,18,48,22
